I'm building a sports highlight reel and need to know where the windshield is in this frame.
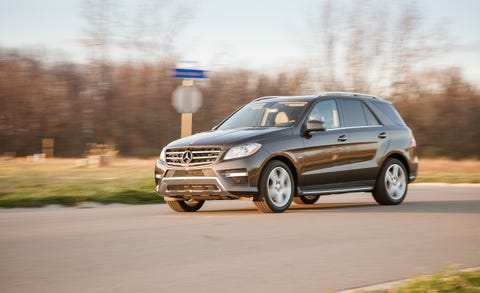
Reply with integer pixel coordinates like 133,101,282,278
217,100,308,130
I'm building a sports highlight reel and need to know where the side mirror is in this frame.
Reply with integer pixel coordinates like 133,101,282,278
304,120,326,135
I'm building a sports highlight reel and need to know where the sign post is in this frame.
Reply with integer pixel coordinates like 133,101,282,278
181,113,193,138
171,63,207,137
42,138,54,158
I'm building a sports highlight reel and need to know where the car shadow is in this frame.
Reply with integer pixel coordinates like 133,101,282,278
192,200,480,215
290,200,480,214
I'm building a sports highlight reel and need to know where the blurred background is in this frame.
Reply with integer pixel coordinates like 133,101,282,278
0,0,479,159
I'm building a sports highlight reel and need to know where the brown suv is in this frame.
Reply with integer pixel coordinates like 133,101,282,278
155,92,418,213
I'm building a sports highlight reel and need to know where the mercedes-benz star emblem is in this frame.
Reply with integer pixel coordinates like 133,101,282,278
182,150,193,164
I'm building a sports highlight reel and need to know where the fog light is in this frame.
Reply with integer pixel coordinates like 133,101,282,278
224,172,248,178
221,169,248,185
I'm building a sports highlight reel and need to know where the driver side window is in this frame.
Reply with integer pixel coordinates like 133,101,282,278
308,100,340,130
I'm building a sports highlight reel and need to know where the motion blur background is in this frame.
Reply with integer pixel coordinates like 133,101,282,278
1,0,479,159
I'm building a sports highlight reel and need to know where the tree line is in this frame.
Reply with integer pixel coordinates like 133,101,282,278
0,48,478,158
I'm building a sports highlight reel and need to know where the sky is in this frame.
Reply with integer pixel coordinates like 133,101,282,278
1,0,479,83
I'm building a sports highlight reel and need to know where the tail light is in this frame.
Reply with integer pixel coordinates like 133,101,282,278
409,135,417,148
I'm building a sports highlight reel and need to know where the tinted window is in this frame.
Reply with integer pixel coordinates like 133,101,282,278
339,100,368,127
370,102,406,125
308,100,340,129
363,104,380,125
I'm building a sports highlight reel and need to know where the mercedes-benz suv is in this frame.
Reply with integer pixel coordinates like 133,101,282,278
155,92,418,213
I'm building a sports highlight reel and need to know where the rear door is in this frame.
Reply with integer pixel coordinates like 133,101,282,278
337,99,389,185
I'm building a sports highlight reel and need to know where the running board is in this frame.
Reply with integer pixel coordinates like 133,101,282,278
298,186,373,196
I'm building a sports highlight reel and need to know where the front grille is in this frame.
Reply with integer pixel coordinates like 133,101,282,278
165,147,221,167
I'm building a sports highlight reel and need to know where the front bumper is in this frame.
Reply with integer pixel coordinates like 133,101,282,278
154,158,260,201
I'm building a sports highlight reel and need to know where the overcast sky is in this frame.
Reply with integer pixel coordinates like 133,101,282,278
1,0,479,82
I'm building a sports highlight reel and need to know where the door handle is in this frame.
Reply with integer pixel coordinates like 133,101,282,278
378,132,388,139
337,134,348,142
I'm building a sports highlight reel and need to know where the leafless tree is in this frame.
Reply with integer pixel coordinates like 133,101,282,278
305,0,449,95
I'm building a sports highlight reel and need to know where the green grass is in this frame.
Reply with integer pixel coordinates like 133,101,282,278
359,269,480,293
0,159,164,208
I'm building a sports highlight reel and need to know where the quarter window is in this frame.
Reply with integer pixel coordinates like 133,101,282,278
363,104,380,126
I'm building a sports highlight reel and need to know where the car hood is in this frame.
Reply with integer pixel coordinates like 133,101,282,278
166,127,287,149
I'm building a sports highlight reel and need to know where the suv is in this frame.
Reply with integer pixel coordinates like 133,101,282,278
155,92,418,213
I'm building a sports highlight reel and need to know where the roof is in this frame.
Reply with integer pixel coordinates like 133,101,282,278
252,92,384,103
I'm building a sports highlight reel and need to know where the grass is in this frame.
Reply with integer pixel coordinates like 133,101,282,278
358,269,480,292
0,158,164,208
416,158,480,183
0,157,478,208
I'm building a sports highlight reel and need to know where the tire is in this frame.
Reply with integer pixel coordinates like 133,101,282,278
372,158,408,205
293,195,320,205
167,199,205,212
253,160,294,213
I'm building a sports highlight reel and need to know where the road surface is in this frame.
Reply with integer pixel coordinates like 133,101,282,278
1,184,479,292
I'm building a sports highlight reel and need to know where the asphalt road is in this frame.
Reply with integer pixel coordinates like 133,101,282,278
1,184,479,293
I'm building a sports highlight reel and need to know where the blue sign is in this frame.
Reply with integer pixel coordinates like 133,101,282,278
172,68,207,79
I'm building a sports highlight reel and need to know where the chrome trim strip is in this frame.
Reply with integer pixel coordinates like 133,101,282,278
325,125,383,131
167,161,216,167
162,176,228,193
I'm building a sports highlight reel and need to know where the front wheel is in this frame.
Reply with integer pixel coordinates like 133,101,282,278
167,199,205,212
254,160,294,213
372,158,408,205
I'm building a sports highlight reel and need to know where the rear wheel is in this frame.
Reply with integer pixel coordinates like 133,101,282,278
293,195,320,205
372,158,408,205
254,160,294,213
167,199,205,212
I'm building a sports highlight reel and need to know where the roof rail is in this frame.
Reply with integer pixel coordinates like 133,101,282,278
318,91,382,100
253,96,276,102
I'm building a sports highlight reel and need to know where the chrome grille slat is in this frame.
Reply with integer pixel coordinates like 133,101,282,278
192,150,221,154
165,147,222,167
166,151,184,155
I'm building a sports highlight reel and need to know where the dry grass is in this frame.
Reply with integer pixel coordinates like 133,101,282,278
0,157,162,208
0,157,478,208
419,158,480,173
359,269,480,292
417,158,480,183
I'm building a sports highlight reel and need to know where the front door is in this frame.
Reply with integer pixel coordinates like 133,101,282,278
301,100,350,189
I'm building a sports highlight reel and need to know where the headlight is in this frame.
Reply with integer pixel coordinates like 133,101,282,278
224,143,261,160
159,148,166,162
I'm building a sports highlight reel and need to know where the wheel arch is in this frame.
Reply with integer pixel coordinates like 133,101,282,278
380,152,410,178
261,155,298,191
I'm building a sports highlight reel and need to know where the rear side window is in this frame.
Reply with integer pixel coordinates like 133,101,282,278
370,102,406,125
338,100,367,127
